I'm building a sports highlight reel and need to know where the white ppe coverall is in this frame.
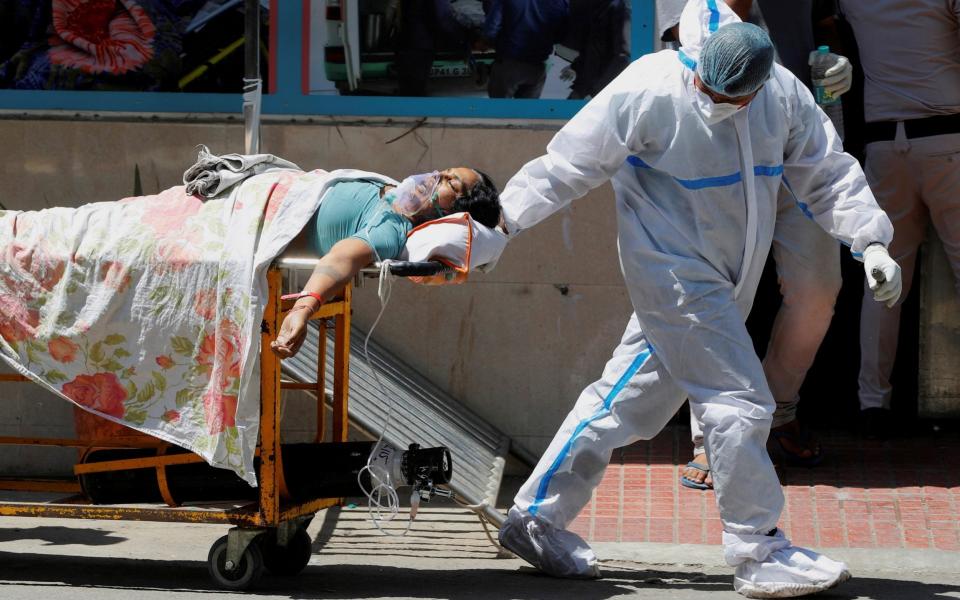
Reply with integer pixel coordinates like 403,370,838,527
499,0,893,594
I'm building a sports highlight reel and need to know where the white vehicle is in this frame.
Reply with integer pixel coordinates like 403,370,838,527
322,0,495,95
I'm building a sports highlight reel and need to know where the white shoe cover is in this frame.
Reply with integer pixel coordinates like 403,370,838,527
498,506,601,579
733,545,851,598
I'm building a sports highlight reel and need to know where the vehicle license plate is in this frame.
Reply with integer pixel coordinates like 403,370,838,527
430,64,470,78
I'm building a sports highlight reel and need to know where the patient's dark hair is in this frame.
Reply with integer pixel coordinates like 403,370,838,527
453,169,501,228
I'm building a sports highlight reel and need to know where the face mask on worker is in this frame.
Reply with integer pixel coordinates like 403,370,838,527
385,171,442,218
692,21,773,125
693,86,745,124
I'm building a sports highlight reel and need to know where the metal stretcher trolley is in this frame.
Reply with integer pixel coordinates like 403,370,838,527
0,259,447,590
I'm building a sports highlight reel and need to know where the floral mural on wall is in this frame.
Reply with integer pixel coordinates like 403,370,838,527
0,0,267,92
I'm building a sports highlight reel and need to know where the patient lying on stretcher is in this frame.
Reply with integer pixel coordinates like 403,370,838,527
270,167,502,359
0,159,504,483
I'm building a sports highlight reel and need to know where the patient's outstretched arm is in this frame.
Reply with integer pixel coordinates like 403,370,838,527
270,238,375,358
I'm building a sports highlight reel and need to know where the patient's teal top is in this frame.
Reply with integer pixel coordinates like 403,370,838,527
308,180,412,260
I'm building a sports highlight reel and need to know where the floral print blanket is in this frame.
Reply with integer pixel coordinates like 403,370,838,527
0,168,385,485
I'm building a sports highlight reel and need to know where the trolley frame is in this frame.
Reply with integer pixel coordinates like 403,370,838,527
0,267,346,528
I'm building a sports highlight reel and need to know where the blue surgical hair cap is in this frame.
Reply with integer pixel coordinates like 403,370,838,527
697,22,775,97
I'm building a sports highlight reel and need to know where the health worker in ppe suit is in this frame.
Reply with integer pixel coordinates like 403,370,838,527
676,0,854,487
495,1,901,597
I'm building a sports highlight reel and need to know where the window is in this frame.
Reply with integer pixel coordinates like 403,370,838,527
0,0,653,119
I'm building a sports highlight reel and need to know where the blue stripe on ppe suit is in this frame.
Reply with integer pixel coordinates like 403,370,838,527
528,347,652,516
628,156,785,189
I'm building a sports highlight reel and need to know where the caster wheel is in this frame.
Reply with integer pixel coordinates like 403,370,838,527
207,534,264,590
261,528,313,576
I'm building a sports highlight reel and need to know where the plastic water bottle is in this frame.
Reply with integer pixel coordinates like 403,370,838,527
811,46,840,106
811,45,845,140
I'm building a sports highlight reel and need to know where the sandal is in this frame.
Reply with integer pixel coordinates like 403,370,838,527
680,461,713,490
769,429,824,467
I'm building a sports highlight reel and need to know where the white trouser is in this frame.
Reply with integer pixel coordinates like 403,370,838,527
691,193,841,453
859,129,960,410
515,312,784,538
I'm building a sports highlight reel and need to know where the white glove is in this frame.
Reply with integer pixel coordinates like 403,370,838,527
808,51,853,98
559,65,576,82
863,244,902,308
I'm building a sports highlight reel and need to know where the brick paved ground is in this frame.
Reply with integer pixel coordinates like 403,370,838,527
569,426,960,551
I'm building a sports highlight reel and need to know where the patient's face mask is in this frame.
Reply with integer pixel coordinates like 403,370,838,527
385,171,442,218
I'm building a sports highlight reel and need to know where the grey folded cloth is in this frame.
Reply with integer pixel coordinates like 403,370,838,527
183,145,301,199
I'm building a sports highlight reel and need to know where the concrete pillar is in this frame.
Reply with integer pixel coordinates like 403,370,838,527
919,227,960,417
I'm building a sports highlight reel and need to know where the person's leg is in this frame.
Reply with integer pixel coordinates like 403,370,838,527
664,292,847,597
683,190,841,480
690,409,705,454
669,310,781,541
765,190,842,462
514,314,685,525
488,59,522,98
682,408,712,488
505,293,846,594
858,136,927,417
917,133,960,293
504,313,687,577
514,62,547,99
617,255,846,595
396,49,433,96
506,294,788,576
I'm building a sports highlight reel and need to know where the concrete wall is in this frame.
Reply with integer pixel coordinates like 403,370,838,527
0,115,632,474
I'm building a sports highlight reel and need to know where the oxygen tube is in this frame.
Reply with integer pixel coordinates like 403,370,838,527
354,249,504,551
354,261,453,535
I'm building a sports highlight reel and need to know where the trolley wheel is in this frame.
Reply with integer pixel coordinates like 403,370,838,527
207,534,264,590
261,527,313,576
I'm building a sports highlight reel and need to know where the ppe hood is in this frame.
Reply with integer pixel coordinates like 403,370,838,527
678,0,742,69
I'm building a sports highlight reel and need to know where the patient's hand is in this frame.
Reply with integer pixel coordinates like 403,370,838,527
271,310,311,358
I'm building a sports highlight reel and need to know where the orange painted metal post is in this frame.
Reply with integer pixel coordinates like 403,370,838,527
0,502,263,525
332,285,351,443
0,479,81,493
279,496,340,522
155,446,180,507
315,319,327,443
259,268,283,527
0,436,165,448
72,453,205,475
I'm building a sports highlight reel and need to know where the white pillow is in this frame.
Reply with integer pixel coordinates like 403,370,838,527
400,212,507,274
